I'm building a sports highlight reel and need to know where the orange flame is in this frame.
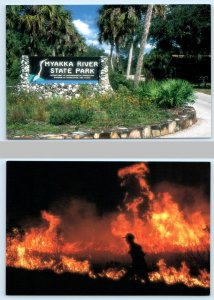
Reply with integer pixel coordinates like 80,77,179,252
99,267,127,280
149,259,210,288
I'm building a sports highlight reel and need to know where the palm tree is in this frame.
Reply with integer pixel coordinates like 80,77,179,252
19,5,86,56
98,6,133,71
134,5,166,86
20,6,46,55
134,5,153,86
97,6,118,70
124,6,145,79
98,5,143,71
40,6,71,56
6,6,23,30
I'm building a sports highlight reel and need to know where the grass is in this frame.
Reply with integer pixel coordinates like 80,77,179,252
7,107,171,138
7,122,76,137
7,79,196,138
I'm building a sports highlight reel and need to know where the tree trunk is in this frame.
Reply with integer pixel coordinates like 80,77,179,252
134,5,153,86
126,39,134,80
110,44,114,71
52,47,56,56
115,42,120,71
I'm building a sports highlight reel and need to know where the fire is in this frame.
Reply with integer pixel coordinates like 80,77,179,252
6,162,210,288
99,267,127,280
149,259,210,289
112,164,210,253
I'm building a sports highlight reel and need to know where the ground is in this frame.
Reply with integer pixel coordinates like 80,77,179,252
6,267,210,296
162,92,211,138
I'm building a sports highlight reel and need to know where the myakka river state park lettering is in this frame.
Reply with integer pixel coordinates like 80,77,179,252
29,57,100,84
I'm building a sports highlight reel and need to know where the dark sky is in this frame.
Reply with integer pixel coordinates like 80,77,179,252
6,161,210,228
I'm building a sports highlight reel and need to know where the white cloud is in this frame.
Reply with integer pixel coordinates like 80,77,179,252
73,19,91,36
101,43,111,54
104,49,110,55
73,18,110,51
86,39,99,46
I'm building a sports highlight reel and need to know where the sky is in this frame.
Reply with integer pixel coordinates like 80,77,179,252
64,5,153,55
65,5,110,53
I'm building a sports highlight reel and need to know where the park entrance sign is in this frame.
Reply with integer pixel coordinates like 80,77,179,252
19,55,112,98
29,57,100,84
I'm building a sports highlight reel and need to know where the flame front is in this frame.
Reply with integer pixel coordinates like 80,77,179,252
6,163,210,288
149,259,210,289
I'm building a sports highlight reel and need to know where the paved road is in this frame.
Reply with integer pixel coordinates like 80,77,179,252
162,92,211,138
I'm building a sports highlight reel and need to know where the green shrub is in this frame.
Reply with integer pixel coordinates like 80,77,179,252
135,80,160,103
7,91,49,124
7,58,20,81
157,79,196,108
11,90,44,103
47,98,69,111
135,79,195,108
109,72,134,91
32,103,48,122
100,89,140,122
49,106,94,125
7,103,29,124
78,84,95,97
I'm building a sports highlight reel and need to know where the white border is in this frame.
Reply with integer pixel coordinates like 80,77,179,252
0,158,213,298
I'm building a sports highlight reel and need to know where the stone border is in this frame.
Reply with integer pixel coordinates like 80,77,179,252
18,55,112,98
11,106,197,139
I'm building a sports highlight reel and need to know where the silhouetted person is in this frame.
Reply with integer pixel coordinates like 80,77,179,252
125,233,149,283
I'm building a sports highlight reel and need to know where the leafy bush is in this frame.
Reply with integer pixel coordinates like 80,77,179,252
97,87,139,120
157,79,196,108
135,80,160,108
49,106,94,125
47,98,69,111
7,78,194,133
134,79,195,108
7,103,29,124
7,58,20,80
7,91,42,124
109,72,134,91
32,103,48,122
78,84,95,97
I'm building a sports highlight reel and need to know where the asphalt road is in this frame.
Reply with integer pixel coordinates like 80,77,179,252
162,92,211,138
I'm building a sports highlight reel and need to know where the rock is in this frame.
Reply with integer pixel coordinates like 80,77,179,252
70,131,87,139
160,123,169,136
110,132,120,139
142,126,151,138
174,118,181,132
152,129,161,137
40,134,64,139
129,129,141,139
120,133,128,138
168,121,176,134
94,133,100,139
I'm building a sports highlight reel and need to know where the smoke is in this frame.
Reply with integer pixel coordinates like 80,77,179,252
49,198,127,262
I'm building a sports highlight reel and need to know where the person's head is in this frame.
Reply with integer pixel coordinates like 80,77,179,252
125,233,135,244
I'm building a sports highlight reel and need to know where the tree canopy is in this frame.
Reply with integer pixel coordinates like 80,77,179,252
149,5,211,56
7,4,211,83
6,5,86,79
